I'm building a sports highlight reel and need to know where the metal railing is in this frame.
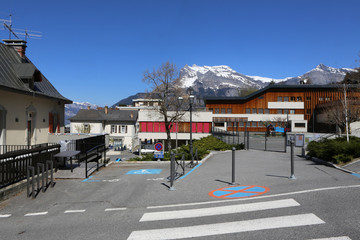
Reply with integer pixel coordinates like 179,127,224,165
0,143,58,155
79,144,107,178
0,144,60,188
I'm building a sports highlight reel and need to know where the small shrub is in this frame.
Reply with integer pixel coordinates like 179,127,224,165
333,154,352,164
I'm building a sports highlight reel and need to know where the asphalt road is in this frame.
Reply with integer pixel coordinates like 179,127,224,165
1,150,359,240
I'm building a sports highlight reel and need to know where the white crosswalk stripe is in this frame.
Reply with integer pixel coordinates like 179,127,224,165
128,198,330,240
140,198,300,222
128,213,325,240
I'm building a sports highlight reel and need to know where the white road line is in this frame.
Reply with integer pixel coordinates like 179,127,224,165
147,184,360,209
24,212,48,217
140,198,300,222
64,210,86,213
128,213,325,240
308,237,352,240
105,208,127,212
0,214,11,218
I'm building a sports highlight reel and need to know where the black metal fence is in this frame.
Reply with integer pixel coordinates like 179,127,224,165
212,128,286,152
212,128,244,145
0,144,60,188
0,143,58,155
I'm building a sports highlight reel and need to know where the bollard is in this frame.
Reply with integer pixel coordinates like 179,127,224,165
27,166,35,198
169,152,175,191
37,163,45,192
46,160,54,188
289,136,296,179
246,131,250,150
231,147,236,185
265,133,267,151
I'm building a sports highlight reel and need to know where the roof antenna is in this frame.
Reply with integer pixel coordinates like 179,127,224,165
1,14,42,40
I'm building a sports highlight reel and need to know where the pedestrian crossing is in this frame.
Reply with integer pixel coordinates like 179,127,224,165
127,198,351,240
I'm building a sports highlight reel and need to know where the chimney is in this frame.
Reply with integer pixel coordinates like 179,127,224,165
3,39,27,58
105,106,108,115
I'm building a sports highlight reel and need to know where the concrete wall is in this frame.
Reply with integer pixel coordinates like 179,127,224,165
0,89,66,145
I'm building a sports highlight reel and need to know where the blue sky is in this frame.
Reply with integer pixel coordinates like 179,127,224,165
1,0,359,106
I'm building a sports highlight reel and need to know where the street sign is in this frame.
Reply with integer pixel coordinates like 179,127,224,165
154,151,164,159
154,142,163,151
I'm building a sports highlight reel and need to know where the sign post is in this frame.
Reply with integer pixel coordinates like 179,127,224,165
154,142,164,161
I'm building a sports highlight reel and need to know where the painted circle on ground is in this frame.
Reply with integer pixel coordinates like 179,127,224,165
154,142,163,151
209,185,270,199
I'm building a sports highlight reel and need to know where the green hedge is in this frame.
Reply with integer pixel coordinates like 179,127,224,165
129,136,244,161
306,136,360,164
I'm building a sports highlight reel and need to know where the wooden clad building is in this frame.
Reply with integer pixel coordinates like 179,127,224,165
205,85,360,132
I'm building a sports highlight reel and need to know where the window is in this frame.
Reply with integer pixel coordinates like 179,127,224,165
284,96,289,102
214,122,224,127
258,108,263,114
290,109,295,114
239,122,244,127
227,108,232,114
290,96,296,101
319,97,323,101
221,108,226,114
48,112,59,133
246,122,250,127
297,96,302,101
277,96,282,102
215,108,219,114
306,96,311,101
284,109,289,114
120,125,127,133
208,108,213,113
246,108,251,114
252,108,257,114
83,124,90,133
277,109,283,114
295,123,306,128
325,97,331,101
265,109,270,114
111,125,116,133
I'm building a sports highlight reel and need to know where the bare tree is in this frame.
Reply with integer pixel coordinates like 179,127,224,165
321,83,360,142
142,61,184,152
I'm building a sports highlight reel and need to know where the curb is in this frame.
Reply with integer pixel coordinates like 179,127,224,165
309,157,357,174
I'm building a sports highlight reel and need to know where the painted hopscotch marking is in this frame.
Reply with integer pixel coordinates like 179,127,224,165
126,169,162,175
140,198,300,222
128,213,325,240
209,185,270,199
24,212,48,217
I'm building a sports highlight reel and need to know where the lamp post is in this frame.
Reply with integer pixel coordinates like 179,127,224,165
178,87,195,164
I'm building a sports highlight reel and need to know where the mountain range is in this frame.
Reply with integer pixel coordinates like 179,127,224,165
66,64,355,125
113,63,355,105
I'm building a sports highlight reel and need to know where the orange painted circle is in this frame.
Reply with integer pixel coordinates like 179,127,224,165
209,185,270,199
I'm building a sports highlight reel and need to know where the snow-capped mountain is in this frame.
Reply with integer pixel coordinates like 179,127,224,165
65,102,98,126
179,64,355,97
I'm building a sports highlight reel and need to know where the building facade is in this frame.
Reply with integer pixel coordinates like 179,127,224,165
0,39,72,148
205,85,360,133
69,107,138,151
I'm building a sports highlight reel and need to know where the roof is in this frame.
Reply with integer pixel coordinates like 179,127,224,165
69,109,138,123
204,84,348,102
0,42,72,103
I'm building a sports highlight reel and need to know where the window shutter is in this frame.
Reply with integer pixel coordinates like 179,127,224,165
57,114,60,133
49,113,53,133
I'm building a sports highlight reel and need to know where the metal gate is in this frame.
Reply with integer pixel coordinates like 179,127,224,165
247,132,286,152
